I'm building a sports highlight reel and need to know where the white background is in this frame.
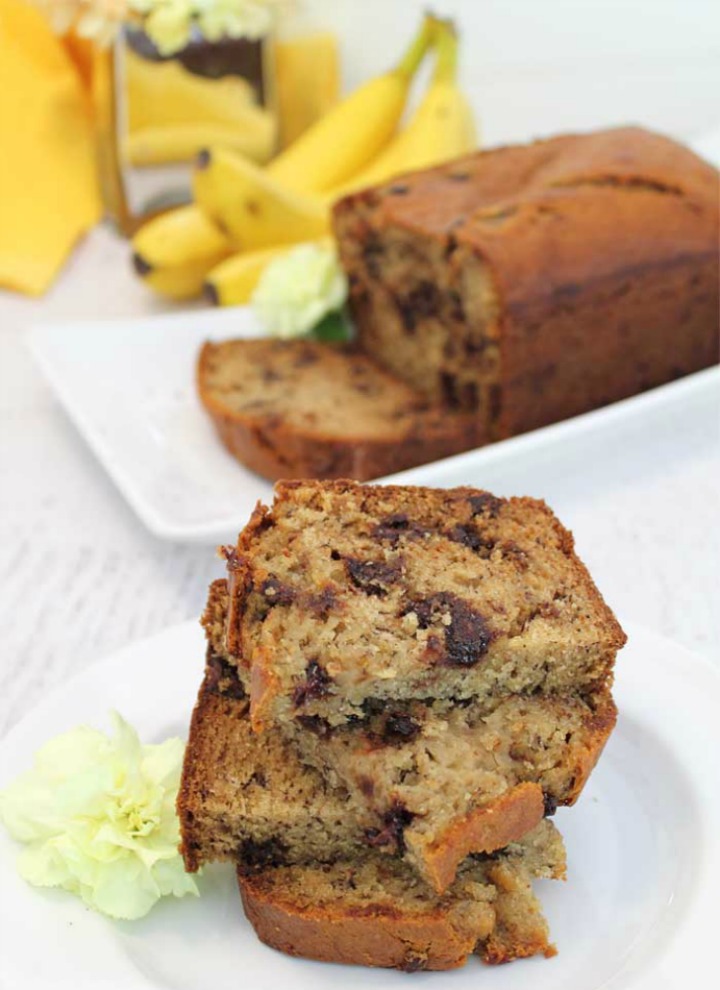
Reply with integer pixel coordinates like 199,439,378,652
0,0,719,737
311,0,720,144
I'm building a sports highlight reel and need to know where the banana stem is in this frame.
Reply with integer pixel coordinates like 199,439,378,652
394,15,435,79
431,19,459,84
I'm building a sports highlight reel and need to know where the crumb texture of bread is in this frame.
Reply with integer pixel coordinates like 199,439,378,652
223,480,626,727
238,819,564,971
197,338,484,482
290,688,615,891
177,664,370,873
334,126,719,440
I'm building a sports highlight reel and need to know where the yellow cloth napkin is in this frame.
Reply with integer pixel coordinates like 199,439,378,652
0,0,101,296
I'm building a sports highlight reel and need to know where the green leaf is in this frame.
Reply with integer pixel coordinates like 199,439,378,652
311,310,352,343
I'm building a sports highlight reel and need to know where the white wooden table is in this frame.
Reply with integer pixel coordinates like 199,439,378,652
1,0,719,739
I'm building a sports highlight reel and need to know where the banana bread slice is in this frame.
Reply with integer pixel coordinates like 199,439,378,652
197,339,484,482
287,689,614,892
206,575,614,891
334,126,718,439
239,819,566,971
224,479,626,728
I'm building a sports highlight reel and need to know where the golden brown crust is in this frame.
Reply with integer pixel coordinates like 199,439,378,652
176,669,250,872
225,499,271,658
237,825,564,971
239,881,478,971
409,783,545,894
197,340,484,483
409,689,615,892
562,689,618,803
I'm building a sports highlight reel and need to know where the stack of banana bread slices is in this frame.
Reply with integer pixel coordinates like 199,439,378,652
178,480,626,972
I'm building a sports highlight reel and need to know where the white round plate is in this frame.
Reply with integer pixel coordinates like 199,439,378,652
0,620,718,990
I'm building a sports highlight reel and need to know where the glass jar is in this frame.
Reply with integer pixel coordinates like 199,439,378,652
93,28,278,235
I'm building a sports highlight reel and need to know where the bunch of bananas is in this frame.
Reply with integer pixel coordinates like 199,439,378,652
132,15,477,305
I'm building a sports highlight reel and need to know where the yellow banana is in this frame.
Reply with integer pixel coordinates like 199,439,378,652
193,148,330,250
330,20,477,199
124,119,275,167
204,238,332,307
267,16,434,193
203,246,287,306
132,205,232,300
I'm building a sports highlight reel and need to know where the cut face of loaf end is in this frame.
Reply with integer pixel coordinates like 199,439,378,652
334,206,504,429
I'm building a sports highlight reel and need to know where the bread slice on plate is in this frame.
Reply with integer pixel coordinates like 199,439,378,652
204,577,614,891
222,479,626,729
238,819,566,971
197,338,484,482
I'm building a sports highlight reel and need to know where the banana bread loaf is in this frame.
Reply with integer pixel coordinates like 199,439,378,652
206,575,614,891
334,126,719,439
197,339,484,482
239,819,565,971
223,480,626,729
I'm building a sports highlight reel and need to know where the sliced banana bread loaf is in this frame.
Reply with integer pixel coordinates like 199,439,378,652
197,339,484,482
334,126,719,440
239,819,565,971
206,576,614,891
223,480,626,729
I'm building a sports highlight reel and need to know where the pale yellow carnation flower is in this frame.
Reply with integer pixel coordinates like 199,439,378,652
76,0,130,45
30,0,83,35
252,242,348,339
31,1,289,50
0,713,198,921
142,0,194,55
30,0,129,45
198,0,284,42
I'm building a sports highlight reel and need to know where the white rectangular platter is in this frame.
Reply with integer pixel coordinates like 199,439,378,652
29,309,719,545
